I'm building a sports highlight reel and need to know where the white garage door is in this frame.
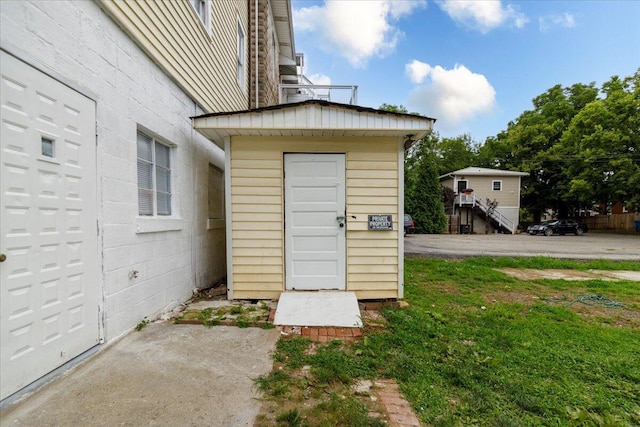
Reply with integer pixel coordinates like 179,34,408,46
284,154,346,290
0,51,100,400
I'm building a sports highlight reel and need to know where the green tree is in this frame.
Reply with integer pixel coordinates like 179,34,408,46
480,82,599,221
407,150,447,233
433,133,479,176
561,70,640,211
378,103,408,114
379,103,447,232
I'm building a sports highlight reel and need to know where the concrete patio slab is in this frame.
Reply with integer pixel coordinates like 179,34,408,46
0,323,280,427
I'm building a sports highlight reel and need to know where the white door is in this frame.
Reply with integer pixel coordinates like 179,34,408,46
0,51,100,400
285,154,346,290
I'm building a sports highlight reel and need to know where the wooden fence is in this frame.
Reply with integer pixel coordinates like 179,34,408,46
581,213,640,232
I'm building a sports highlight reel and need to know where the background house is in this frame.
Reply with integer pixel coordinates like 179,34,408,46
440,167,528,234
0,0,296,402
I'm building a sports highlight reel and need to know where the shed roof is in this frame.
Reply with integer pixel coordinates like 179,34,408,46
192,100,436,149
439,167,529,180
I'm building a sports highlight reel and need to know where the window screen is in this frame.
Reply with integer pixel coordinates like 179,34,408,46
137,131,172,216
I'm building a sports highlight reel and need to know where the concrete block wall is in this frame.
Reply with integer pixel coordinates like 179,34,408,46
1,0,226,341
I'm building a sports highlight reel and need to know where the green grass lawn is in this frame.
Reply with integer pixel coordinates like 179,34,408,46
256,257,640,426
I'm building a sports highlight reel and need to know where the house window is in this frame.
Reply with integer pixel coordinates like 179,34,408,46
492,180,502,191
137,131,172,216
237,18,245,89
190,0,211,34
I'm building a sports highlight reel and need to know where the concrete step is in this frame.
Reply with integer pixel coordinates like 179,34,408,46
273,291,362,327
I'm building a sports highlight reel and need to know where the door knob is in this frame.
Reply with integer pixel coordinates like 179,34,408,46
0,254,6,262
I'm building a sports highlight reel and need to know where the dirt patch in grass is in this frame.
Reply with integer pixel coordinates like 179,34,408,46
570,304,640,329
488,268,640,328
484,290,640,329
497,268,640,281
485,290,540,306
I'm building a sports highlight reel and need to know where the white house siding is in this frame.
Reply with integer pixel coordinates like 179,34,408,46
229,136,399,300
0,0,225,342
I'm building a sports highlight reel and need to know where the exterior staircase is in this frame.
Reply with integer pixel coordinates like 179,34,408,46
458,193,516,234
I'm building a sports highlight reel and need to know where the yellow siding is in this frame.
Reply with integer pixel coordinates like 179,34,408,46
229,136,400,299
98,0,248,113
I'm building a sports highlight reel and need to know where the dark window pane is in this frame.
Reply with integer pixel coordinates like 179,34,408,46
42,138,55,158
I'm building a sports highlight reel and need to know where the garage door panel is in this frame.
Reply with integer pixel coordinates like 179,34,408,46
1,51,99,400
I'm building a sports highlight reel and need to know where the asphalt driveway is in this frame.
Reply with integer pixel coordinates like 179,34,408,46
405,233,640,261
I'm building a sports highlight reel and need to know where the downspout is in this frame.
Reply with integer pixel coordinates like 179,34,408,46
255,0,259,108
192,101,198,290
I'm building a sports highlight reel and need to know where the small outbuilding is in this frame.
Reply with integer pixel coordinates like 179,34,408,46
193,100,435,300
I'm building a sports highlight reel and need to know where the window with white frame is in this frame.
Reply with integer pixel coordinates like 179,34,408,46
492,180,502,191
190,0,211,34
137,131,173,216
237,18,245,89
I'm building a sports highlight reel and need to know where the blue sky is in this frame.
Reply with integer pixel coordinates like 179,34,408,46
291,0,640,143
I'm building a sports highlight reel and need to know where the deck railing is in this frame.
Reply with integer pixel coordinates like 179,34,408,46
278,84,358,105
457,193,516,234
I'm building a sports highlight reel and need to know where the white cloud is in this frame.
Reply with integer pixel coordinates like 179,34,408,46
539,13,576,32
436,0,528,33
406,63,496,130
293,0,426,68
307,73,332,85
405,60,432,84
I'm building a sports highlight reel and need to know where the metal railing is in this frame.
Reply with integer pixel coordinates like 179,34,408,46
278,84,358,105
457,193,516,234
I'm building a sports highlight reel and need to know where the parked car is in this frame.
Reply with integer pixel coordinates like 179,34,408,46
527,219,588,236
404,214,415,236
